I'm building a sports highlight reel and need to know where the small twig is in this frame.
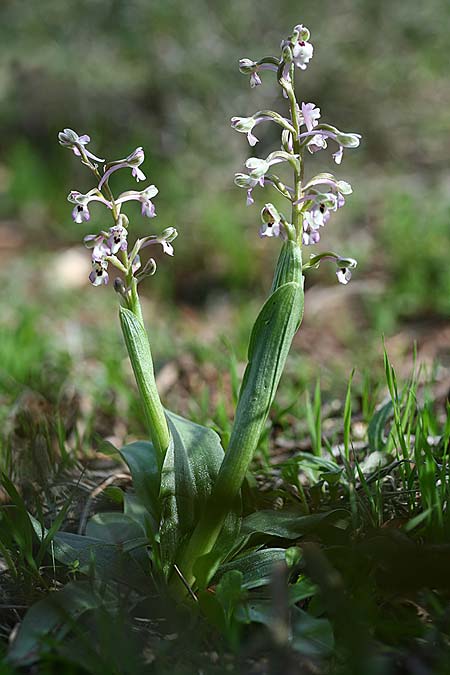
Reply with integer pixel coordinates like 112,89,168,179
173,564,198,602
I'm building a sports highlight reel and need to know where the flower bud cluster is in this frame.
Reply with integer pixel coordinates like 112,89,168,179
232,23,360,283
59,129,177,291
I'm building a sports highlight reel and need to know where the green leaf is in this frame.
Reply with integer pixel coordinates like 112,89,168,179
285,546,302,568
287,453,341,474
119,440,160,528
215,548,286,589
289,578,318,605
119,307,170,458
242,509,348,540
292,608,334,657
7,581,104,666
368,400,393,452
159,410,240,577
192,506,243,590
30,517,150,590
219,280,303,505
0,473,39,573
216,570,245,621
85,512,145,543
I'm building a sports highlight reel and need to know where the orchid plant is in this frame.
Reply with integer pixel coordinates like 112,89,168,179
55,23,360,598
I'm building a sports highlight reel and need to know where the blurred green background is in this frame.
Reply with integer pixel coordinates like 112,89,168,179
1,0,450,454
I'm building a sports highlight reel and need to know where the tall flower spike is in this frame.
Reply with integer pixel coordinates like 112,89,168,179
231,22,360,283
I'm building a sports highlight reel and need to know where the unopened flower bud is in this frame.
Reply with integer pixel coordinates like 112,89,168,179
281,43,293,64
118,213,129,229
161,226,178,243
114,278,127,295
293,24,310,42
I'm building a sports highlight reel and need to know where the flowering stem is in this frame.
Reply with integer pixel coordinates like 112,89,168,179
79,146,120,222
172,240,303,590
284,68,303,242
119,285,170,465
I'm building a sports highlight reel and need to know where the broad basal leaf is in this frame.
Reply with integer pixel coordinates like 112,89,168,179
214,548,286,589
242,509,349,540
159,410,241,577
7,581,105,667
119,440,160,529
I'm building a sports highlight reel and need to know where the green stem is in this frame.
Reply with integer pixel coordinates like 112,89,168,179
171,59,306,593
172,241,303,589
119,285,170,465
285,67,303,241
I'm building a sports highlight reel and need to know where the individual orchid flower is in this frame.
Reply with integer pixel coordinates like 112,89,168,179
115,185,159,218
89,259,109,286
299,125,361,163
99,147,146,189
291,25,314,70
232,111,297,147
231,116,263,146
301,102,321,131
234,173,264,206
107,223,128,254
139,227,178,257
58,129,105,163
302,205,325,245
239,58,278,88
67,189,111,223
302,173,352,194
281,24,313,73
246,151,297,179
336,257,357,284
84,232,111,261
260,203,282,238
299,102,328,155
302,221,321,246
301,190,346,245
